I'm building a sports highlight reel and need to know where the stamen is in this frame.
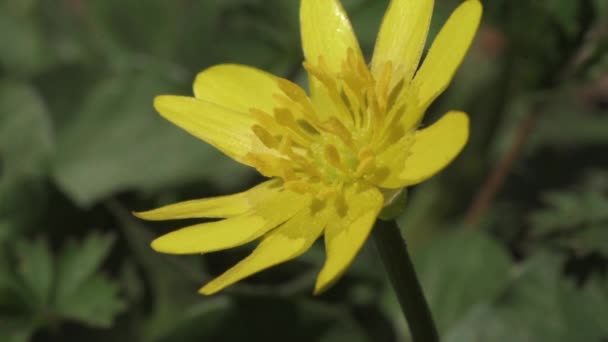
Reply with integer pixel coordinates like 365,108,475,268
273,108,312,145
251,125,278,149
250,108,279,131
272,92,321,128
278,135,294,156
358,146,375,160
375,61,393,112
318,187,338,200
324,145,344,171
320,118,356,151
278,136,321,178
334,192,348,217
285,180,313,194
243,153,285,178
276,78,308,103
355,156,376,178
281,162,297,181
303,58,354,125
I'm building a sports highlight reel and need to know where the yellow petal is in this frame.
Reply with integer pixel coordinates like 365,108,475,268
300,0,363,74
300,0,365,123
399,111,469,185
193,64,282,116
151,214,268,254
413,0,482,108
372,132,416,189
371,0,434,83
133,179,281,220
315,184,383,293
151,186,310,254
154,95,267,166
199,205,329,295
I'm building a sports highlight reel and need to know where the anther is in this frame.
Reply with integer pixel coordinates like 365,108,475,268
251,125,278,149
376,61,393,110
355,156,376,177
250,108,278,130
285,181,313,194
324,145,344,171
320,118,356,151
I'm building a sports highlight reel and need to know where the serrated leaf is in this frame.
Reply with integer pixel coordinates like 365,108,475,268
444,254,608,342
55,274,125,328
55,232,115,300
530,89,608,149
105,201,204,340
528,175,608,255
51,232,125,328
13,238,53,306
2,233,125,334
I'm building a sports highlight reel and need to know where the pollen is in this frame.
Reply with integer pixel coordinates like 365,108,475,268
244,54,420,197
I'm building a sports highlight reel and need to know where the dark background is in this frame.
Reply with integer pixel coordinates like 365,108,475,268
1,0,607,341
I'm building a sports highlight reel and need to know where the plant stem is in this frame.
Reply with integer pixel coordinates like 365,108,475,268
372,219,439,342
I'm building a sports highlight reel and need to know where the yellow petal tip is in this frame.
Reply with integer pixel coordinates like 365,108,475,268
198,285,217,296
132,209,157,220
312,282,328,296
313,271,336,295
131,210,145,219
150,235,183,254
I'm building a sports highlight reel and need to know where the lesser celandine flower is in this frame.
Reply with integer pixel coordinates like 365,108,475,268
135,0,482,295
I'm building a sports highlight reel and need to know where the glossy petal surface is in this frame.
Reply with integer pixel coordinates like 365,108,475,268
300,0,363,74
154,95,261,166
200,205,329,294
371,0,434,82
134,180,281,220
193,64,282,116
151,187,309,254
399,111,469,185
414,0,482,107
315,185,383,293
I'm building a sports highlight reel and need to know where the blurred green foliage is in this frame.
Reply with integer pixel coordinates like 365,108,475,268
0,0,607,341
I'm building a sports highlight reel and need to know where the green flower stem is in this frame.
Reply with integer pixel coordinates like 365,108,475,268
373,219,439,342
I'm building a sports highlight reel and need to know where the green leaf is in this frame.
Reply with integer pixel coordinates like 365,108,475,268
0,316,34,342
0,81,54,176
530,89,608,149
154,297,233,342
414,231,512,334
13,238,53,306
541,0,581,36
528,172,608,255
51,69,252,207
444,254,608,342
55,232,115,299
87,0,180,59
0,10,48,75
0,81,52,239
1,233,125,334
55,273,125,328
52,232,124,328
0,177,47,241
54,232,115,298
105,200,204,341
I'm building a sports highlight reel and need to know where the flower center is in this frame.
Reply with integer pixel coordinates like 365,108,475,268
245,50,420,196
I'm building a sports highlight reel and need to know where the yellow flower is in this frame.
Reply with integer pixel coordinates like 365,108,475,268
135,0,482,295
